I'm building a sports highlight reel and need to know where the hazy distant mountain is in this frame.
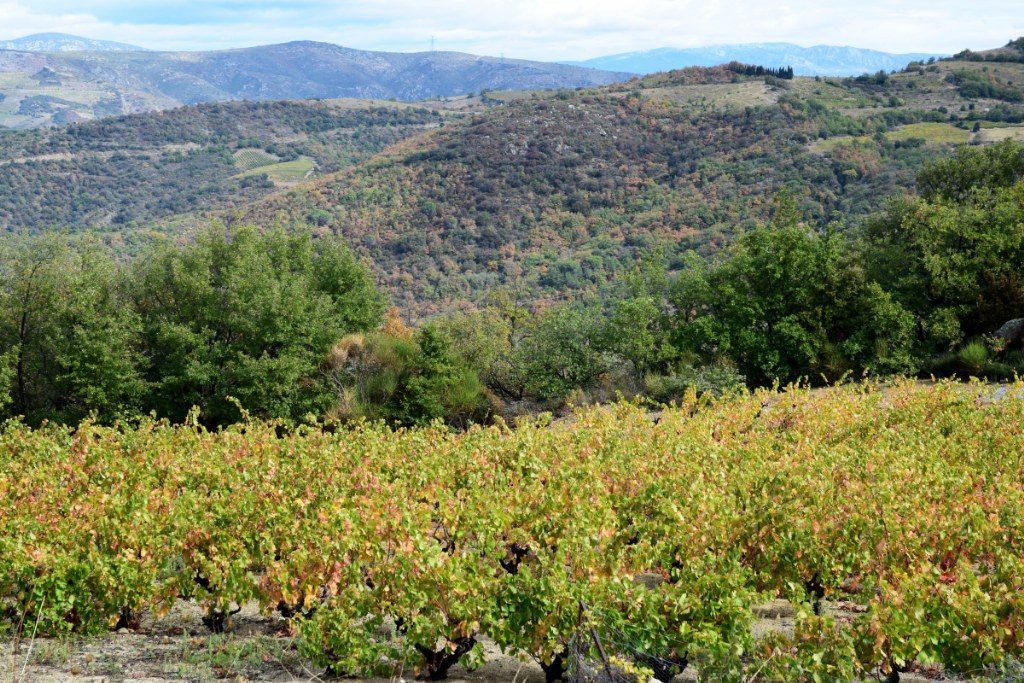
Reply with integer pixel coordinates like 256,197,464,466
570,43,944,77
0,33,146,52
134,41,632,101
0,40,631,127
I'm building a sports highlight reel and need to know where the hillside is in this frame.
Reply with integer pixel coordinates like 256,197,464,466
0,41,630,128
0,41,1021,315
571,43,943,76
237,56,1024,315
0,99,447,238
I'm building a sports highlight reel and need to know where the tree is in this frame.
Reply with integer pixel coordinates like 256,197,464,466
132,224,386,425
863,142,1024,351
0,346,15,415
672,199,917,385
916,139,1024,203
432,285,535,402
599,254,677,378
519,305,608,403
0,234,146,424
432,308,524,402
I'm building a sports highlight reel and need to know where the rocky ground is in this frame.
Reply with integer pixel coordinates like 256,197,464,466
0,598,544,683
0,598,975,682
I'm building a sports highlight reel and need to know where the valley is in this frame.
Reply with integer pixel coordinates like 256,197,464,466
2,25,1024,682
4,49,1022,313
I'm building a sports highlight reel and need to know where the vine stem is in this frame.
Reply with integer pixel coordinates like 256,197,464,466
18,597,44,683
580,599,616,682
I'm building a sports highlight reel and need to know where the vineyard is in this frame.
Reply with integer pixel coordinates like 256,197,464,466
232,148,281,172
2,380,1024,681
237,156,317,185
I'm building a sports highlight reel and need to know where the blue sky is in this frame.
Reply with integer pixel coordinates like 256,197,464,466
1,0,1022,59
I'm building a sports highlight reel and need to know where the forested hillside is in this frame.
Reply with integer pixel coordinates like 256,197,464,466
244,59,1024,313
3,52,1023,313
0,99,444,236
2,140,1023,430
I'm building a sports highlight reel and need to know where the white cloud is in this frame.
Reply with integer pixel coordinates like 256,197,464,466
0,0,1021,59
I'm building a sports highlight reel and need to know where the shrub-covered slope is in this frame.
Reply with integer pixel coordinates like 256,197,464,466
241,70,949,313
0,99,444,234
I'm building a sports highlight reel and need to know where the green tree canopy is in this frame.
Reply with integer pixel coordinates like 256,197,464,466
672,205,916,385
0,235,146,425
132,225,386,425
916,139,1024,203
863,142,1024,351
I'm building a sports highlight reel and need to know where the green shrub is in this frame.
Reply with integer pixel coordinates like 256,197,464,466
643,366,746,403
958,341,990,375
326,319,490,427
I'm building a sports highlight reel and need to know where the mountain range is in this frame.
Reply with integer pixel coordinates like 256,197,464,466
570,43,945,76
0,39,630,128
0,32,146,52
0,33,959,130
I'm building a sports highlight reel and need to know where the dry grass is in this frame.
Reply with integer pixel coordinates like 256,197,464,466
639,81,777,108
976,125,1024,143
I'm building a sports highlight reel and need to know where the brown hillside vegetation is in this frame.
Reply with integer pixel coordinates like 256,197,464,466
241,66,964,314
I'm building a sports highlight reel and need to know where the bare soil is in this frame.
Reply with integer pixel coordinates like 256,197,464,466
0,599,546,683
0,598,959,682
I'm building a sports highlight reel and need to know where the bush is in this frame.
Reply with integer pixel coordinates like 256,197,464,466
925,341,1017,381
958,341,990,375
643,366,746,403
326,317,491,427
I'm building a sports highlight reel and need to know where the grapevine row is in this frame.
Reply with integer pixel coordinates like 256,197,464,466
1,380,1023,680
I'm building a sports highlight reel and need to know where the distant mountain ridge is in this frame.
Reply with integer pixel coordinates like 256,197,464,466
0,39,631,128
139,41,632,101
570,43,945,76
0,33,146,52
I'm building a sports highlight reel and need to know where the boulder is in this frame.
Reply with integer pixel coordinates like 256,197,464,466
995,318,1024,348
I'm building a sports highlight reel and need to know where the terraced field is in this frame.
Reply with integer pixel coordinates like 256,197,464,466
812,122,976,152
886,121,973,143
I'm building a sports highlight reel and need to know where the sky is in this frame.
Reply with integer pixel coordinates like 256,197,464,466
1,0,1022,60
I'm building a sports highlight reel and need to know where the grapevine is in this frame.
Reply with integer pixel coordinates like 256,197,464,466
1,379,1023,679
